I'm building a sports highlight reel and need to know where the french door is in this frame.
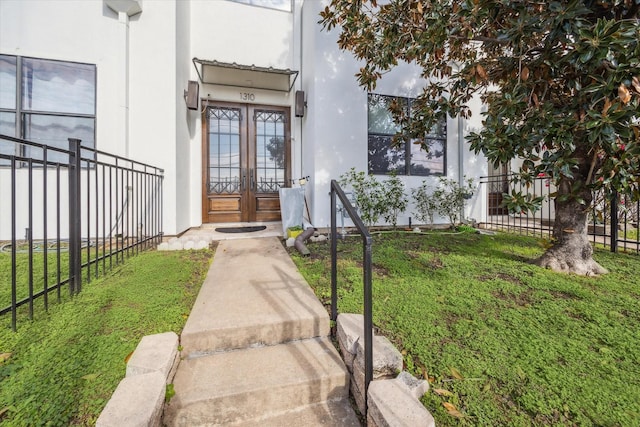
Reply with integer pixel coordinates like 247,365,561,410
202,102,290,223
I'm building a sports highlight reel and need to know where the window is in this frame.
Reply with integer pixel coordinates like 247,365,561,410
227,0,292,12
368,93,445,176
0,54,96,164
0,55,17,162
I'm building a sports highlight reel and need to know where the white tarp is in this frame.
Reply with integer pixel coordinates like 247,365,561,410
279,187,305,237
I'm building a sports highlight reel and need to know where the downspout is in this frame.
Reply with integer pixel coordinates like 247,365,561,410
299,1,304,184
119,11,130,157
105,0,142,156
296,0,311,224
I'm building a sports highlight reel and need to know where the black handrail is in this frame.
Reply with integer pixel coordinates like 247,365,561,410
330,179,373,418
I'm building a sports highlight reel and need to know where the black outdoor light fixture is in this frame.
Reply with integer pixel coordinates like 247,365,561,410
184,80,199,110
295,90,306,117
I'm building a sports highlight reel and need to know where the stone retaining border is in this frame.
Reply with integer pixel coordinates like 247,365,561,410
96,332,180,427
336,313,436,427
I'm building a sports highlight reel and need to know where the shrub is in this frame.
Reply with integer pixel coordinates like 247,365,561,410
434,177,475,226
339,168,386,227
412,181,439,225
381,172,408,229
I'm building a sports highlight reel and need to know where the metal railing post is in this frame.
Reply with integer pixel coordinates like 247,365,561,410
363,233,373,418
11,156,17,331
330,187,338,323
68,138,82,295
330,179,373,419
610,189,618,253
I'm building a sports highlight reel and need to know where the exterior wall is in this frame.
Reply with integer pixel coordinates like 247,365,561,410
0,0,125,240
175,0,193,234
301,1,487,228
1,0,193,237
127,1,180,235
0,0,123,153
1,0,488,240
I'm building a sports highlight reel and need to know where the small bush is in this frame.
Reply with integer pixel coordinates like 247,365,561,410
433,177,475,226
412,181,439,225
339,168,386,227
381,172,408,229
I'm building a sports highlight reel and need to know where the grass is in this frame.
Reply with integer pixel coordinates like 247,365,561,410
0,243,140,307
289,231,640,426
0,248,213,426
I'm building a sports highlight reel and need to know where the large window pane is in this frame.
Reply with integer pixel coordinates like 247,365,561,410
368,93,403,135
368,135,405,175
0,55,17,109
23,114,95,163
0,112,16,165
228,0,291,12
410,138,445,176
368,93,446,176
22,58,95,115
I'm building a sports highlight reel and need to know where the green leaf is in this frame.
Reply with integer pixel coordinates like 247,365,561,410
579,50,594,63
165,383,176,403
81,373,100,381
450,367,464,380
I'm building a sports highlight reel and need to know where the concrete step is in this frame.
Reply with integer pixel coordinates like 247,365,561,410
164,337,353,426
224,399,361,426
180,238,330,357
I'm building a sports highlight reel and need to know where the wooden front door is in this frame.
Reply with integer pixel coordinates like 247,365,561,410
202,102,290,223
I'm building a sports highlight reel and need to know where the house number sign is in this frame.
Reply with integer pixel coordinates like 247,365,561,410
240,92,256,102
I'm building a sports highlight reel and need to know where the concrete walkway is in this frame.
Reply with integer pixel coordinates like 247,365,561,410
163,236,360,426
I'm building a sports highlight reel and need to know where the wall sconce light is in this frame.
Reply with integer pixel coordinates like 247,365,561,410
295,90,306,117
184,81,199,110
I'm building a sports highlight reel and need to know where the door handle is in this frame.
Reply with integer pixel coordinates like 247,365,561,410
250,169,255,191
241,169,246,191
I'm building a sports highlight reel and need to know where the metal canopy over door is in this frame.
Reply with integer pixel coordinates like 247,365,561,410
202,102,290,223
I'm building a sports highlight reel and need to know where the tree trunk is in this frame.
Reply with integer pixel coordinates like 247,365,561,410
535,179,608,276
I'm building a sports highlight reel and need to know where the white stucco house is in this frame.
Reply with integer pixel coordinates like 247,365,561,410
0,0,490,239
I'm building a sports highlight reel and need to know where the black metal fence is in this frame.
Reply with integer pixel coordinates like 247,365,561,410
479,174,640,254
330,179,373,418
1,135,164,330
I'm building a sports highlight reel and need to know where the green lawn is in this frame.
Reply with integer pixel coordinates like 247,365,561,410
0,244,141,309
0,249,213,426
289,231,640,426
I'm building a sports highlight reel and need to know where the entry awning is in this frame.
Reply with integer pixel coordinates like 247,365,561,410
192,58,298,92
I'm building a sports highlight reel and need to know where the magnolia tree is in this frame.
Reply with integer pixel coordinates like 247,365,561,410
321,0,640,275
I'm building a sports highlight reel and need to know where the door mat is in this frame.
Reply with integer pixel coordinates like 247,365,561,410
214,226,267,233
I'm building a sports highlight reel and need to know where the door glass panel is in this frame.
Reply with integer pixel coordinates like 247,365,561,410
208,107,241,194
255,110,285,193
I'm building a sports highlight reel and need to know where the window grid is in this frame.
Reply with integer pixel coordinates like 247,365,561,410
367,93,446,176
0,54,96,166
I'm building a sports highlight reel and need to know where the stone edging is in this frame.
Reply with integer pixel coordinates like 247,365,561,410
96,332,180,427
337,313,436,427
